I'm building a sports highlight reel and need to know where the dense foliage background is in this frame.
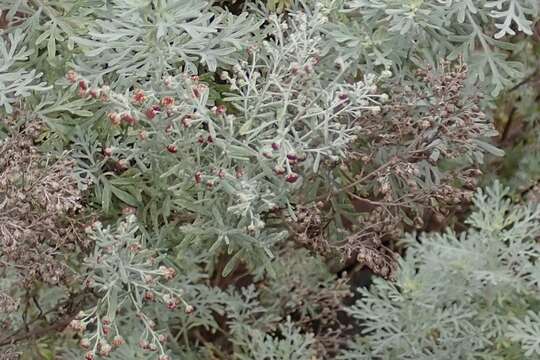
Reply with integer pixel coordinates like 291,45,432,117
0,1,539,359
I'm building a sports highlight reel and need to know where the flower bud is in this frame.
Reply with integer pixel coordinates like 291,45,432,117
108,112,122,126
112,335,125,347
132,89,147,104
102,147,113,157
66,70,78,83
161,96,175,108
286,173,299,183
80,338,91,349
195,171,203,184
99,342,112,356
121,112,136,126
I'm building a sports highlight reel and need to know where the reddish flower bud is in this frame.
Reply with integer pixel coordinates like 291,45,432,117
145,105,161,119
108,112,122,126
116,159,129,172
84,351,95,360
216,105,226,115
271,142,280,151
99,85,110,102
192,84,207,99
286,173,299,183
99,342,112,356
132,89,147,104
185,304,195,314
89,88,99,98
166,299,177,310
78,79,88,91
167,144,177,153
144,291,156,302
102,325,111,335
102,147,113,157
138,131,147,140
128,243,142,253
194,171,203,184
286,153,297,161
66,70,78,83
112,335,125,347
235,167,244,178
160,266,176,280
121,112,136,126
158,334,168,343
161,96,175,108
138,339,150,350
181,115,193,128
206,179,214,189
207,135,213,143
274,165,286,175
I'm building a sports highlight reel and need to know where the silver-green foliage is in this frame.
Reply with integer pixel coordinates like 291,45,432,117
342,182,540,359
327,0,539,95
72,0,260,88
0,29,49,113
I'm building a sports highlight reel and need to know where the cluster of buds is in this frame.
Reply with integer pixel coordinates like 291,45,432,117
161,96,175,108
162,294,178,310
132,89,147,104
66,70,110,101
145,104,161,120
159,266,176,280
197,133,214,145
211,104,227,116
112,335,126,347
288,58,317,78
68,319,87,332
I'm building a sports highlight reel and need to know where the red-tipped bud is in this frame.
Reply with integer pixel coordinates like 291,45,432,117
112,335,125,347
145,105,161,119
121,112,136,126
66,70,78,83
181,115,193,128
102,147,113,157
167,144,177,153
194,171,203,184
286,173,299,183
161,96,175,108
132,89,146,104
286,153,297,161
108,112,122,126
78,79,88,91
144,291,156,302
216,105,226,115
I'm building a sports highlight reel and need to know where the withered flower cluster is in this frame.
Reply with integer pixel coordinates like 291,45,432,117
287,62,494,279
0,121,88,287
